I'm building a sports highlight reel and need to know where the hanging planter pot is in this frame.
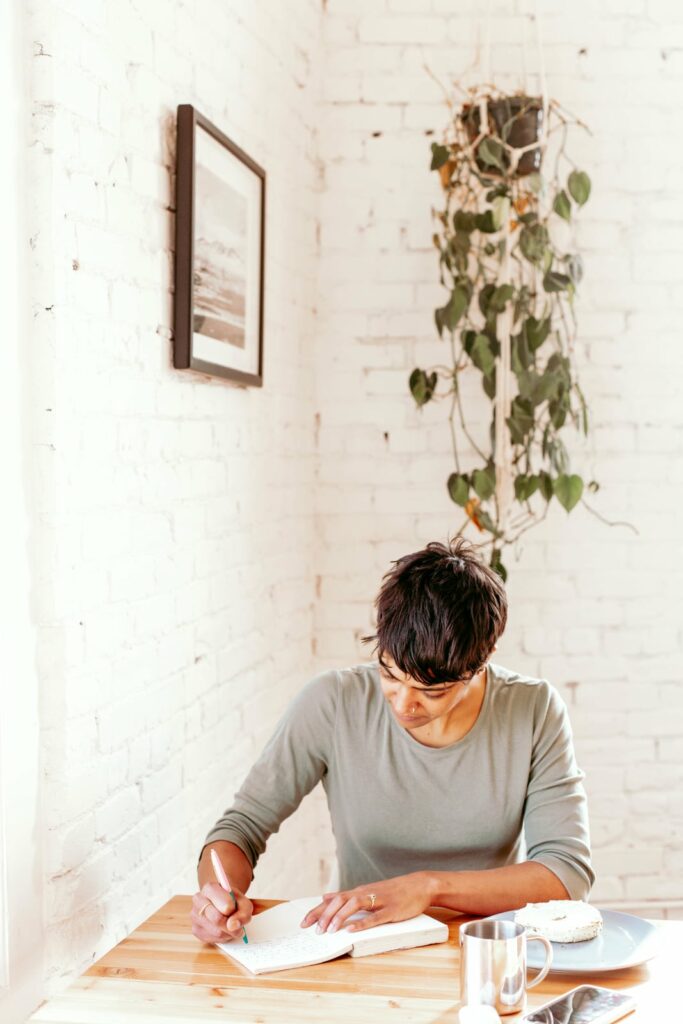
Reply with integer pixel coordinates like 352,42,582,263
462,94,544,177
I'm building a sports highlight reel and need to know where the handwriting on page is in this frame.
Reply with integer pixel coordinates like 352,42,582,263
231,929,349,972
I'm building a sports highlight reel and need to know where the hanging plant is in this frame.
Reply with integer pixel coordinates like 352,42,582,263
410,85,598,580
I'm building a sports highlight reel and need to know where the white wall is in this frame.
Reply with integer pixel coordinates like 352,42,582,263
22,0,327,1004
315,0,683,916
8,0,683,1016
0,2,45,1022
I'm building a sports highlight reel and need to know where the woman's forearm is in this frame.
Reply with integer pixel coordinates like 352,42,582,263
424,861,570,916
197,840,253,894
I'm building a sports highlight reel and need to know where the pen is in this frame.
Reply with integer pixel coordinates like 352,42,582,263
210,848,249,944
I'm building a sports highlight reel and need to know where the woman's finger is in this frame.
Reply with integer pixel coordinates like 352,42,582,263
189,904,230,942
315,893,347,933
300,899,327,928
192,891,228,931
346,908,392,932
201,882,234,917
327,895,364,933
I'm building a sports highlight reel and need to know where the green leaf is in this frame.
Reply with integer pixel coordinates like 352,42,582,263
554,473,584,512
543,270,571,292
430,142,450,171
539,471,554,502
568,170,591,206
553,190,572,221
447,472,470,507
506,397,534,445
444,285,469,331
475,506,500,536
470,333,496,377
524,316,551,351
474,210,498,234
490,284,514,313
478,283,496,316
486,184,509,201
549,398,568,429
453,210,477,233
514,474,540,502
490,548,507,582
565,254,584,284
434,307,445,337
528,172,543,194
531,369,563,406
482,368,496,399
473,465,496,500
491,195,511,230
409,368,437,407
452,231,471,257
519,224,549,266
478,137,506,171
462,329,476,357
513,330,532,370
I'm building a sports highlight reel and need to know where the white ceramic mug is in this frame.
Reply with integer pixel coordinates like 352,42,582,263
459,919,553,1016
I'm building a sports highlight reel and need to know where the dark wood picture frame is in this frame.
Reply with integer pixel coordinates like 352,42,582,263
174,104,265,386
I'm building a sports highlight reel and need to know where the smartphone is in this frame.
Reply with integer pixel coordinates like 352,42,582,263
523,984,636,1024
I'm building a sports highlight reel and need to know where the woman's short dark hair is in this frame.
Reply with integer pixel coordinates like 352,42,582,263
364,538,508,685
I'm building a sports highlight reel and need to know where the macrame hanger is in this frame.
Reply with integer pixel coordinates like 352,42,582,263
492,0,549,542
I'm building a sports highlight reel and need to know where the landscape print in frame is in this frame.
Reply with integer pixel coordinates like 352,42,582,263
174,104,265,385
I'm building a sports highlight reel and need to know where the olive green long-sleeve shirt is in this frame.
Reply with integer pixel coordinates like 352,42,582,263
201,662,594,900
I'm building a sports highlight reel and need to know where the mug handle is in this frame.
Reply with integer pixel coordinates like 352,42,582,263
526,932,553,988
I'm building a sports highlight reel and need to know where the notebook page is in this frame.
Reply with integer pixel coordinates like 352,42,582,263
240,896,321,943
217,926,351,975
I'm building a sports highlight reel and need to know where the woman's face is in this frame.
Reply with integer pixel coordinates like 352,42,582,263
378,653,474,729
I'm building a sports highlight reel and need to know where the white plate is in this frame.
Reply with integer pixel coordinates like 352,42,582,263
484,909,659,973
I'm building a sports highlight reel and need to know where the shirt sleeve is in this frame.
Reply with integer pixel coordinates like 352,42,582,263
198,670,339,869
523,684,595,900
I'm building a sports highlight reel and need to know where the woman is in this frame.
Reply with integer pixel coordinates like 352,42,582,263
191,540,593,945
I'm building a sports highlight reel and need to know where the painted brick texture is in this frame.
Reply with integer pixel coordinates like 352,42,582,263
22,0,683,1004
27,0,329,995
315,0,683,918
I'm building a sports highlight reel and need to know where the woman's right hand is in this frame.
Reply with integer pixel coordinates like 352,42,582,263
190,882,253,945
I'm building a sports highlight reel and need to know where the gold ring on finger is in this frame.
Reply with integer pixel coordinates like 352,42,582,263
368,893,377,910
198,901,212,918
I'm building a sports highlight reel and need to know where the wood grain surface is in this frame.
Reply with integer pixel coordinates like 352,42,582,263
28,897,675,1023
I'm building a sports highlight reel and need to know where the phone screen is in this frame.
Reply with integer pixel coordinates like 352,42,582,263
525,985,634,1024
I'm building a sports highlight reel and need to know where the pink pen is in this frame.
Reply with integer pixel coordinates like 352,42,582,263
210,848,249,944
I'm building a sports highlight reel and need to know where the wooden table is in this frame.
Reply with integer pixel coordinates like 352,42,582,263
29,897,676,1023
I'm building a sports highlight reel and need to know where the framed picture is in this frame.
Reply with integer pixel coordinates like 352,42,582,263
174,104,265,386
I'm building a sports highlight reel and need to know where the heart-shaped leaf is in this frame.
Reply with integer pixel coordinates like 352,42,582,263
478,137,506,171
444,285,469,331
519,224,549,266
447,472,470,507
491,195,511,230
524,316,551,351
473,466,496,500
553,473,584,512
430,142,450,170
409,368,437,407
568,170,591,206
553,190,572,221
470,333,496,377
514,474,540,502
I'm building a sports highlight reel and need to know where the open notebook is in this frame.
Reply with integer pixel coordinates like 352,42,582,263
216,895,449,975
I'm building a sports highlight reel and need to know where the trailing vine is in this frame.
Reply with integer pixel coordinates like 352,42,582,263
410,85,597,579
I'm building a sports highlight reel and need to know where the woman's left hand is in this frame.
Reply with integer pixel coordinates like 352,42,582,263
299,872,435,934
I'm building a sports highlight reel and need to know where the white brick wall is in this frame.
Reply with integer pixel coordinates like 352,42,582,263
315,0,683,918
14,0,683,1012
25,0,330,999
